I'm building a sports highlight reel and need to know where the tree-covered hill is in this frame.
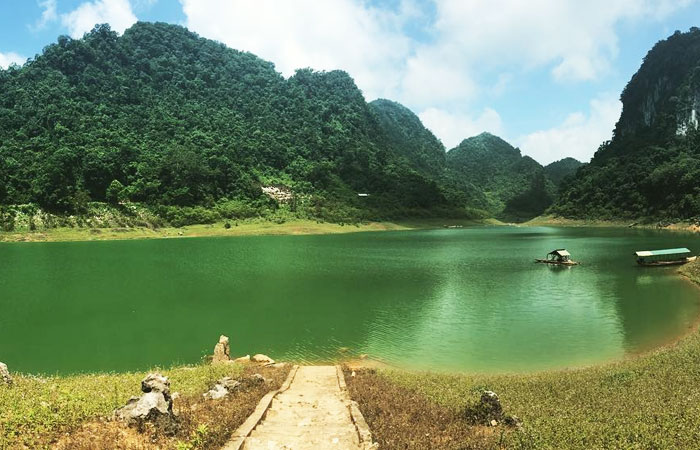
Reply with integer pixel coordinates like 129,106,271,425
369,99,446,179
551,28,700,221
544,157,584,189
0,22,460,223
445,132,555,221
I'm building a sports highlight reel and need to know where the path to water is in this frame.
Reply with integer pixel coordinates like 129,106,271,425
226,365,374,450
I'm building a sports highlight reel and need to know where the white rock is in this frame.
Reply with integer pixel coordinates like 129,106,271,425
233,355,251,364
114,373,176,431
252,354,274,364
203,376,242,400
0,362,12,386
213,335,231,363
204,384,229,400
141,373,170,395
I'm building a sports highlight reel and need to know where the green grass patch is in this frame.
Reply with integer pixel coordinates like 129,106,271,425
0,363,241,448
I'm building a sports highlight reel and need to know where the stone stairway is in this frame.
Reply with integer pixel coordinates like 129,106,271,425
224,365,375,450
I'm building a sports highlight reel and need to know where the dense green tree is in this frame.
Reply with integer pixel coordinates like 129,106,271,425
544,157,584,189
445,133,556,220
0,22,562,222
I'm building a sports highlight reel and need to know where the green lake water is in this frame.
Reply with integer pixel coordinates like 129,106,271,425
1,226,699,375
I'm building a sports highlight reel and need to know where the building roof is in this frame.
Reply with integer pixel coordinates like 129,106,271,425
634,248,691,257
549,249,570,257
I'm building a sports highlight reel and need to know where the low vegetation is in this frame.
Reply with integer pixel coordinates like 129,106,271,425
348,260,700,449
0,362,289,449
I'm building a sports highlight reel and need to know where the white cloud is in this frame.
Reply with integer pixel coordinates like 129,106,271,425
400,50,477,107
0,52,27,69
176,0,697,154
517,93,622,165
180,0,412,101
61,0,137,39
30,0,58,31
427,0,696,83
419,107,504,150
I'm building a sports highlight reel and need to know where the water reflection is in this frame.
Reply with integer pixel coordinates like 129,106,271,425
0,226,699,374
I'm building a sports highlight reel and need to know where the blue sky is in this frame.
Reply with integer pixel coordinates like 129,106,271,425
1,0,699,164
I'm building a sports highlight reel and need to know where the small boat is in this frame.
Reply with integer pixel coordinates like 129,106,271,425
634,248,697,266
535,249,579,266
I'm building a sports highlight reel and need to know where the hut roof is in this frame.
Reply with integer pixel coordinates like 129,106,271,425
549,249,570,257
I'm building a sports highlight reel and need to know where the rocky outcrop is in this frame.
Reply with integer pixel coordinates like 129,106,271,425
0,362,12,386
261,185,293,203
115,373,177,433
464,390,521,428
204,376,241,400
204,373,268,400
213,335,231,363
615,28,700,139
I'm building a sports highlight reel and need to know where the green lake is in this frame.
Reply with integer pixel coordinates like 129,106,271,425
1,226,699,374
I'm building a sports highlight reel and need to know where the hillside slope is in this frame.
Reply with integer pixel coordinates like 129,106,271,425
0,22,459,221
551,28,700,220
446,133,555,221
544,157,584,189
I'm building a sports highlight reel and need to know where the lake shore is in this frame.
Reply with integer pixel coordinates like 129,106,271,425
3,224,700,448
4,212,698,244
346,258,700,448
526,214,700,232
0,217,499,243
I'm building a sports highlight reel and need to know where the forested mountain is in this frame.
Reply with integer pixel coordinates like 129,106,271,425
445,133,555,221
544,158,584,188
369,99,446,179
0,22,460,224
552,28,700,220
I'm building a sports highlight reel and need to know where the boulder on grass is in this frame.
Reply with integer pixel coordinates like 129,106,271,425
251,354,274,364
464,390,521,428
0,362,12,386
203,376,242,400
141,373,170,395
115,373,177,434
213,335,231,363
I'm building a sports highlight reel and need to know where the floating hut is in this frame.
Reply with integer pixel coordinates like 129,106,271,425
535,249,579,266
634,248,696,266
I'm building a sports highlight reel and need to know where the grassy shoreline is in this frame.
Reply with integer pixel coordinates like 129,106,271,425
346,259,700,449
3,212,698,245
0,362,290,449
526,214,700,232
0,217,499,243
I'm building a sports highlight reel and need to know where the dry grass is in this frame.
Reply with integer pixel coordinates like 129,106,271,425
53,363,289,450
344,368,500,449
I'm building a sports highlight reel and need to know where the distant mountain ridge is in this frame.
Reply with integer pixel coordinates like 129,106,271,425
544,158,584,189
445,132,556,221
